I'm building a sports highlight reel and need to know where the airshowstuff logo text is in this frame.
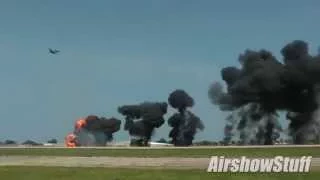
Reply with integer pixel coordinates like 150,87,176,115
207,156,312,173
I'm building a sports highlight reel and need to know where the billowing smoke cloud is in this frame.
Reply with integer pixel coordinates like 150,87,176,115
208,40,320,144
65,115,121,147
168,89,204,146
118,102,168,146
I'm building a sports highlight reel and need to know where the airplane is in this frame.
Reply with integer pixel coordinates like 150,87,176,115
48,48,60,54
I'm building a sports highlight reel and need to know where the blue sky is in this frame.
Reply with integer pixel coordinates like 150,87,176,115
0,0,319,143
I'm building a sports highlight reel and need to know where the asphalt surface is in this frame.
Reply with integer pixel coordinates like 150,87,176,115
1,145,320,170
1,156,320,171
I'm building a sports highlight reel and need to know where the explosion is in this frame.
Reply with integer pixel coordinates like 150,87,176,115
168,89,204,146
118,102,168,146
208,40,320,145
65,133,76,148
65,115,121,147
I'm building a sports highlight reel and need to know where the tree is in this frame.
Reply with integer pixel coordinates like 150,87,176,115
47,138,58,144
157,138,167,143
5,140,17,145
22,140,42,146
130,139,148,146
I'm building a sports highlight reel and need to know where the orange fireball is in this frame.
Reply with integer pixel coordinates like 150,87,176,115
65,133,77,148
75,118,86,130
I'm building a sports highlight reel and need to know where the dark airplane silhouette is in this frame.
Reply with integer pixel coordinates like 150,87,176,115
49,48,60,54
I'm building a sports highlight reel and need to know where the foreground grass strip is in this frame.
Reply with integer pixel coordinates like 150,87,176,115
0,166,318,180
0,147,320,157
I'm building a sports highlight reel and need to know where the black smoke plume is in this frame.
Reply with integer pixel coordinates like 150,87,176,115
209,40,320,144
118,102,168,146
72,115,121,146
168,89,204,146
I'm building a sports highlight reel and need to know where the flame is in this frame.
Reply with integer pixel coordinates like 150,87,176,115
65,133,77,148
65,118,87,147
75,118,87,130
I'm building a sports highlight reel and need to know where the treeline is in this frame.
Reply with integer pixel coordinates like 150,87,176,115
154,138,294,146
0,138,58,146
193,139,294,146
0,138,298,146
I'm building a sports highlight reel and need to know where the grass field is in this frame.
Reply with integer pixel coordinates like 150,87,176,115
1,147,320,157
0,166,317,180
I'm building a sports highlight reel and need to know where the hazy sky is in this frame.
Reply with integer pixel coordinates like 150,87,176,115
1,0,319,143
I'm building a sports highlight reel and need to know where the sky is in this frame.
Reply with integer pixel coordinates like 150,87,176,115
0,0,320,143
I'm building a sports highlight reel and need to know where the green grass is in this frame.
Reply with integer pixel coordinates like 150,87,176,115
0,166,318,180
0,147,320,157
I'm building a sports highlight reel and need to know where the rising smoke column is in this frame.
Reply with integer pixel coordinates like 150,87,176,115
118,102,168,146
208,40,320,144
65,115,121,147
168,89,204,146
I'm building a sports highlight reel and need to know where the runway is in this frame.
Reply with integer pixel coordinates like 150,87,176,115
1,144,320,149
1,145,319,170
1,156,320,171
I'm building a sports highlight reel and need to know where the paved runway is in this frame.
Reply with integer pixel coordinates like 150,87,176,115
1,156,320,171
1,145,319,170
1,144,320,149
